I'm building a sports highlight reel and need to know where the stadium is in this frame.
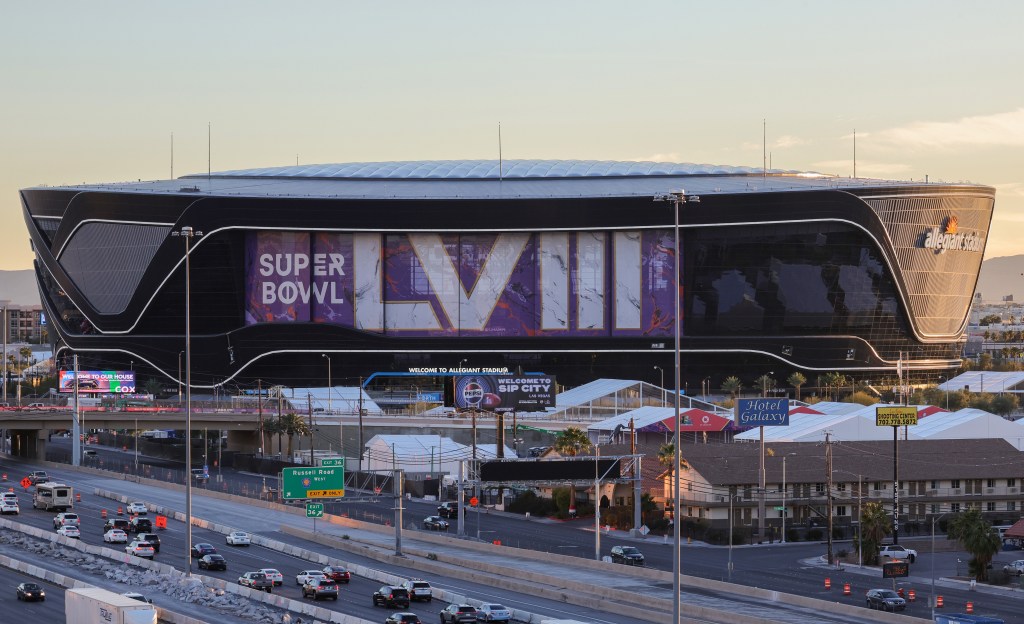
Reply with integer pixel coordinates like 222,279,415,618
20,160,994,391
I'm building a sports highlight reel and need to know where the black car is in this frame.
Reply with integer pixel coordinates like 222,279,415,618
139,532,161,553
610,545,645,566
865,588,906,611
440,604,478,623
191,543,218,558
437,502,458,518
372,585,410,608
16,582,45,601
103,518,130,533
423,515,449,531
198,554,227,571
302,578,339,601
129,517,153,533
385,614,422,624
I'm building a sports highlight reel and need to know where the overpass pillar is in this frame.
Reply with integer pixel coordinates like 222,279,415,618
8,429,47,460
226,429,260,453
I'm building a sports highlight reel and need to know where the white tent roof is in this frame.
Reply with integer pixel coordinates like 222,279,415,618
939,371,1024,394
588,405,678,432
283,386,383,414
912,409,1024,449
734,411,899,443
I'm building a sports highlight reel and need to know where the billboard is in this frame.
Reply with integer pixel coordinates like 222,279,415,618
480,459,620,482
58,370,136,394
244,230,678,338
876,406,918,427
736,398,790,427
453,375,556,413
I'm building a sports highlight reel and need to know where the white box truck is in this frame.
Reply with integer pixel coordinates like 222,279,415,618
65,587,157,624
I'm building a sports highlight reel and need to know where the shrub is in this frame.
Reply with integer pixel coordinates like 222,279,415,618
832,526,845,540
786,529,801,542
807,528,823,541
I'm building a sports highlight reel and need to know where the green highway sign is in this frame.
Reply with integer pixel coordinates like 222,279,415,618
282,466,345,500
320,458,345,468
306,502,324,518
774,506,786,511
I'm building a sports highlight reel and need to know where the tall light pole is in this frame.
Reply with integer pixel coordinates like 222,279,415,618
172,225,201,575
654,365,664,405
931,511,950,621
321,354,332,413
177,351,184,404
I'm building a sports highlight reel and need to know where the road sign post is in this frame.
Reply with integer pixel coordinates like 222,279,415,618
306,501,324,532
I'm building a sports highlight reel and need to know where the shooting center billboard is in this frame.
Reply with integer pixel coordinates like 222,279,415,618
454,375,556,413
58,370,136,394
875,406,918,427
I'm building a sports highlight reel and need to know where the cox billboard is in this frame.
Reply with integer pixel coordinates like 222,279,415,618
453,375,556,413
59,370,136,394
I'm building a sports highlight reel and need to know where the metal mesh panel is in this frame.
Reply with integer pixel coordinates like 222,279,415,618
59,222,171,314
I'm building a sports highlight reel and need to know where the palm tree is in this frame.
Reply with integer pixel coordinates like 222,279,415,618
787,372,807,402
277,412,311,461
859,501,891,565
263,417,285,456
554,427,592,515
753,374,777,397
658,441,690,521
721,376,742,400
949,508,1001,581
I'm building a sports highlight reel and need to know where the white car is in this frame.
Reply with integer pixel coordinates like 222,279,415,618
258,568,283,586
126,541,155,559
477,603,512,622
226,531,251,546
1,492,17,503
0,500,18,515
126,502,148,515
1004,559,1024,576
103,529,129,543
57,525,80,539
53,512,79,529
878,544,918,563
295,570,326,586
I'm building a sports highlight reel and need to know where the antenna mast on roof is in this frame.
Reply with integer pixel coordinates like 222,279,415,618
498,122,503,182
170,132,174,180
762,119,766,179
207,122,211,187
853,129,857,179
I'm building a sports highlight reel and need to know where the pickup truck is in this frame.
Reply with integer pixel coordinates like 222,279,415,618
878,544,917,563
238,572,273,593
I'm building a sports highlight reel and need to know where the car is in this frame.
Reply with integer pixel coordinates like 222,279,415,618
103,529,128,543
401,579,432,602
126,541,155,559
128,517,153,533
28,471,48,485
477,604,511,622
610,545,645,566
527,446,551,457
437,502,458,518
258,568,283,586
878,544,917,563
126,502,148,515
26,403,46,409
198,554,227,571
321,565,351,583
53,512,79,529
865,588,907,611
1,492,17,503
296,569,326,586
16,582,45,601
302,578,339,601
191,468,209,484
139,533,161,553
238,571,273,592
0,500,19,515
121,592,153,603
385,614,422,624
372,585,410,608
103,518,130,533
57,525,81,539
423,515,449,531
440,604,478,623
226,531,251,546
191,543,217,558
1004,559,1024,575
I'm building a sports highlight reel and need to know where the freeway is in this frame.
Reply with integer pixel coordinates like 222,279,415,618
0,563,66,621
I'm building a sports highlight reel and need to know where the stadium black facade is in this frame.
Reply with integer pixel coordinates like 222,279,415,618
20,160,994,391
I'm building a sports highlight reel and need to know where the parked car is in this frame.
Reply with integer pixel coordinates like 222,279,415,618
103,529,128,543
57,525,81,539
610,545,645,566
16,582,45,601
103,518,130,533
423,515,449,531
198,554,227,571
126,502,148,515
296,570,326,586
440,604,479,623
226,531,251,546
321,565,351,583
53,512,79,529
437,502,458,518
402,579,432,602
238,571,273,592
125,541,155,559
0,499,19,515
878,544,917,563
128,517,153,533
191,543,217,558
1004,559,1024,575
302,578,339,601
139,532,161,553
865,588,906,611
385,614,422,624
477,604,511,622
372,585,410,608
258,568,283,586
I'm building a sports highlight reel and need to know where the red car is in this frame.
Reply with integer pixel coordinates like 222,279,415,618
322,565,351,583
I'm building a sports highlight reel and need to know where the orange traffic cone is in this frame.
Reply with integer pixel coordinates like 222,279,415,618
897,587,905,598
908,589,916,602
843,582,850,596
117,506,123,515
936,595,944,608
101,509,107,519
824,577,831,590
966,601,974,614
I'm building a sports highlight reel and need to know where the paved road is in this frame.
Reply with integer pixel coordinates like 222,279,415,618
0,564,66,622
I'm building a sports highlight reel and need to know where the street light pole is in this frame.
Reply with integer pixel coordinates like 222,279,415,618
654,366,664,405
321,354,332,413
172,225,201,575
177,351,184,404
782,456,787,544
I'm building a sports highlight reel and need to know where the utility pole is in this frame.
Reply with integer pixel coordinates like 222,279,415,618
825,432,835,565
308,392,314,465
257,379,263,456
357,376,364,472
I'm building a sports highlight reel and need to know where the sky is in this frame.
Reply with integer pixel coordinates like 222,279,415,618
2,1,1023,269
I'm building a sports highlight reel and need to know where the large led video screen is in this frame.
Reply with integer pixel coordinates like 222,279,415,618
58,370,136,393
244,230,678,337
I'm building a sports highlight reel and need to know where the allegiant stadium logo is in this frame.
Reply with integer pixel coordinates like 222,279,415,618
920,215,984,254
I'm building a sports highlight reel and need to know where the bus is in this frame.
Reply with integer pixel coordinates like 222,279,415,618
33,482,74,512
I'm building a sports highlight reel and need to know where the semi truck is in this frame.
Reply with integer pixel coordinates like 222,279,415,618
65,587,157,624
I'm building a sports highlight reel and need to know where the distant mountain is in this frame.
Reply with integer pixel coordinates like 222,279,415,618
0,270,39,306
977,255,1024,303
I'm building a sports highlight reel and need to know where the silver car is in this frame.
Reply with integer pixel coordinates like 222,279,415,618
1004,559,1024,575
477,603,511,622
